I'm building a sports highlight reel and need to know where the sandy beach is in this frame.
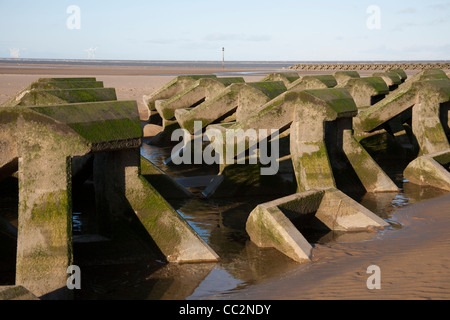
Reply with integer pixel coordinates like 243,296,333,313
1,62,449,300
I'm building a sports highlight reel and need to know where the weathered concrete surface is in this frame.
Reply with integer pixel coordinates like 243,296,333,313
1,77,105,108
372,71,402,90
411,80,450,155
0,85,219,298
288,62,450,71
290,88,398,193
94,149,219,263
140,156,193,199
0,286,39,300
29,80,104,90
262,72,300,87
288,75,337,91
355,71,450,155
333,71,360,85
2,88,117,108
175,81,287,134
404,149,450,191
246,188,388,263
155,77,245,120
389,69,408,83
143,75,217,111
315,188,389,231
342,129,399,192
341,77,389,108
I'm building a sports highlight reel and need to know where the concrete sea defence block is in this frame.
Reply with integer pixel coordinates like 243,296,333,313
246,188,388,263
388,69,408,82
118,150,219,263
29,81,104,90
0,286,39,300
140,155,193,199
262,72,300,87
290,88,398,193
354,72,450,135
11,88,117,107
411,79,450,155
175,82,286,134
155,77,244,120
143,75,217,111
1,77,107,108
314,188,389,231
288,75,337,91
404,149,450,191
333,71,360,85
372,71,402,90
342,77,389,108
342,130,399,192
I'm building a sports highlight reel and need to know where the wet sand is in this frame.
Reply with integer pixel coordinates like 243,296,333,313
1,62,449,300
224,193,450,300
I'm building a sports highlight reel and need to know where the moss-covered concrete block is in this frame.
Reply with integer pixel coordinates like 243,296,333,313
389,69,408,82
1,77,108,108
143,75,217,111
10,88,117,107
155,77,244,120
262,72,300,87
411,79,450,155
288,75,337,91
372,71,402,90
404,149,450,191
246,188,388,263
175,82,286,134
29,81,104,90
333,71,360,85
342,130,399,192
291,88,397,193
342,77,389,108
140,156,193,199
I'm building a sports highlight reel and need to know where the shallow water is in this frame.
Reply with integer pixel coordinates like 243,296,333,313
0,143,447,300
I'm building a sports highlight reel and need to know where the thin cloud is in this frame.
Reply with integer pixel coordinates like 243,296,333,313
428,3,450,10
396,8,416,14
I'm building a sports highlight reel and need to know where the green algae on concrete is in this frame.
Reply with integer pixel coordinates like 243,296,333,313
117,150,219,263
288,75,337,92
10,88,117,107
262,72,300,87
389,69,408,82
1,77,108,108
342,77,389,108
175,82,287,134
29,100,142,148
290,88,397,193
333,71,360,85
29,81,104,90
155,77,244,120
372,71,402,90
143,75,217,111
246,188,389,263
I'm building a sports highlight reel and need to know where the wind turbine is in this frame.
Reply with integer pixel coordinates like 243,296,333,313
9,48,20,59
85,47,98,59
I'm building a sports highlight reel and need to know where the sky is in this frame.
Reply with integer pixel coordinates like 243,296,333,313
0,0,449,61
